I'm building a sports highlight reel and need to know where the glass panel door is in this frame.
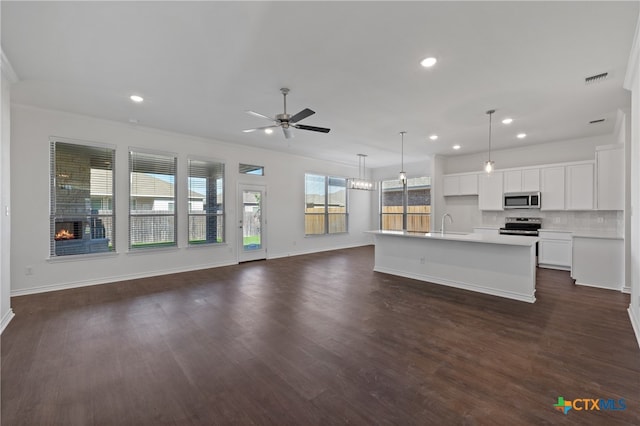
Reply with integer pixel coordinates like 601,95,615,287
238,184,266,262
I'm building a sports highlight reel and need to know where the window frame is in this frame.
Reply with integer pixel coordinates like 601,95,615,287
49,137,116,258
379,176,431,232
128,148,178,250
304,173,349,236
187,156,225,246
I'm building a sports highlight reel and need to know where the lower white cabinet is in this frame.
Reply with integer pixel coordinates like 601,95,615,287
538,231,572,270
571,236,624,291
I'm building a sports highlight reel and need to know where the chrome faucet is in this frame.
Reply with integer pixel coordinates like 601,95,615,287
441,213,453,235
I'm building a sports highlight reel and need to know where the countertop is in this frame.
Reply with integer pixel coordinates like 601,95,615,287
538,228,622,240
366,230,538,247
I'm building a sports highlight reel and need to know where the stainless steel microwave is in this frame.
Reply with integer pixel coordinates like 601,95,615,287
503,192,541,209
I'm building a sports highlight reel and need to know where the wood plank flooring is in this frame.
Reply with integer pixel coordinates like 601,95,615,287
2,246,639,425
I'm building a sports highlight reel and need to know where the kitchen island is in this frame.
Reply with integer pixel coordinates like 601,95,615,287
368,230,538,303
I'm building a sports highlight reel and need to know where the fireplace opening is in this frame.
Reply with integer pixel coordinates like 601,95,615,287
55,221,83,240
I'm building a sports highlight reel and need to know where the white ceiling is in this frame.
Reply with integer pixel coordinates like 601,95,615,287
2,1,638,168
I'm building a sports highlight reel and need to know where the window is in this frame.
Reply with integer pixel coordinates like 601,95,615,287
305,174,348,235
188,159,225,245
129,151,177,249
380,177,431,232
50,140,115,257
239,163,264,176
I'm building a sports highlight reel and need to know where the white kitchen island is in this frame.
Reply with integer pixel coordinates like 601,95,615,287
368,230,538,303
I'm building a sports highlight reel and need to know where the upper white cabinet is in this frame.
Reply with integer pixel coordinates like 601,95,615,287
442,173,478,196
478,171,504,210
566,163,594,210
540,166,565,210
596,145,624,210
504,169,540,193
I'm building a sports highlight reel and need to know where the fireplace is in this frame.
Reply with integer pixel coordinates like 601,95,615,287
54,219,110,256
55,221,83,240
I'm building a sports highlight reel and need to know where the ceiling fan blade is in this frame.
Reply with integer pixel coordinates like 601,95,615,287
245,110,275,121
294,124,331,133
242,125,278,133
289,108,315,123
282,127,294,139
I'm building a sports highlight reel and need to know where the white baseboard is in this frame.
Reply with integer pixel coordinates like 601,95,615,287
574,281,624,292
623,286,631,294
1,308,15,334
374,266,536,304
10,260,238,297
268,242,372,260
628,307,640,350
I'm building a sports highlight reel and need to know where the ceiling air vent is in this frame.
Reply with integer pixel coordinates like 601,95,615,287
589,118,605,124
585,72,608,84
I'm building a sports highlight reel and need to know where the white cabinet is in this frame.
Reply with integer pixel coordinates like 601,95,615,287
504,169,540,193
538,230,572,270
596,145,624,210
522,169,540,192
478,171,504,210
566,163,594,210
540,166,565,210
571,236,624,290
443,174,478,196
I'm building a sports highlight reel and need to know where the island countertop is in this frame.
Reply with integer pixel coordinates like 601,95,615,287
366,230,538,246
368,229,537,303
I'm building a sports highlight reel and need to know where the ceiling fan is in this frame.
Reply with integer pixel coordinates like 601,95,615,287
243,88,331,139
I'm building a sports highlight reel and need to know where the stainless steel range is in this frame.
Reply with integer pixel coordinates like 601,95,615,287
499,217,542,236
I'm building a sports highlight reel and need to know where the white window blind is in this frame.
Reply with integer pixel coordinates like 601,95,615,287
50,140,115,257
129,151,177,249
188,159,225,245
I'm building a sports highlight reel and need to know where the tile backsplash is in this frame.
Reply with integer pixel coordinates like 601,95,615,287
481,210,623,234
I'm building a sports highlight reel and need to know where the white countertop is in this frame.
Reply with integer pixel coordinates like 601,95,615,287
538,228,622,240
366,230,538,246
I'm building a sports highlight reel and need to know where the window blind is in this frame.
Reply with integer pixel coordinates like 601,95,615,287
188,159,225,245
50,140,115,256
129,150,177,249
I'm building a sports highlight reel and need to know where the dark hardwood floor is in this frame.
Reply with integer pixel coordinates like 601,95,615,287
2,246,639,425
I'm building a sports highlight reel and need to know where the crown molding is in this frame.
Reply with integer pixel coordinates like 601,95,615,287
1,48,19,84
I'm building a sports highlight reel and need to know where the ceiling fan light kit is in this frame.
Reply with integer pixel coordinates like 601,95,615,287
243,88,331,139
348,154,377,191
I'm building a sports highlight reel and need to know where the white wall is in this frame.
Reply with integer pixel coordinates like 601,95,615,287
1,51,16,331
624,9,640,349
443,135,613,174
10,105,375,295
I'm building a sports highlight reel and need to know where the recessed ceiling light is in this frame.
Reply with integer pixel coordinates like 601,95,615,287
420,57,437,68
130,95,144,103
502,118,513,124
264,128,274,134
452,144,461,150
517,133,527,139
429,134,438,141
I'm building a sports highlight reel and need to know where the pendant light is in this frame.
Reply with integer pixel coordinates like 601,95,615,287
399,131,407,184
348,154,376,191
484,109,496,173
